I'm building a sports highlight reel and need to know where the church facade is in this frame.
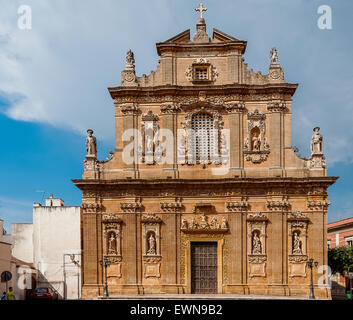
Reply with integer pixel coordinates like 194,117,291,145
73,7,337,299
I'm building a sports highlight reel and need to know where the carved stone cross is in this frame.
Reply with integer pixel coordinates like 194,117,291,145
195,2,207,19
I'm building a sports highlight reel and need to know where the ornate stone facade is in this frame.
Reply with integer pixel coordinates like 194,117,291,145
74,8,337,299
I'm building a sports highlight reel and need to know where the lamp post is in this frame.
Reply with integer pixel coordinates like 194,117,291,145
100,257,110,298
307,258,318,299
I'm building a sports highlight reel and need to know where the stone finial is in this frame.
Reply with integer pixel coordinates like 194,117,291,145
121,49,137,86
268,47,284,82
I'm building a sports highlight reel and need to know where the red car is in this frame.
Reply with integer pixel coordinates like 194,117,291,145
30,287,58,300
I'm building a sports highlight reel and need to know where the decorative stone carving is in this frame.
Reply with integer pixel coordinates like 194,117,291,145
142,110,159,122
181,214,229,233
142,213,162,278
160,104,180,114
308,127,326,169
185,58,218,82
141,110,160,165
267,49,285,82
226,201,249,212
311,127,323,155
160,201,183,212
287,211,308,220
86,129,97,158
266,197,290,211
120,202,142,213
307,199,330,210
141,212,162,224
102,214,122,261
270,48,278,64
247,214,268,278
247,211,268,221
126,50,135,69
147,233,156,255
82,202,102,213
267,101,286,113
287,214,309,277
244,110,270,163
225,102,245,113
193,6,210,43
120,104,139,115
121,50,137,86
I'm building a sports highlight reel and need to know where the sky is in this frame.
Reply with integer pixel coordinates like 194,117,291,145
0,0,352,232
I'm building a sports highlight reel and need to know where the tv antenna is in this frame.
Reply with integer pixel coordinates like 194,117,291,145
36,190,47,205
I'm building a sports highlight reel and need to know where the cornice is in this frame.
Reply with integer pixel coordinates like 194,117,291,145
73,176,338,191
108,83,298,100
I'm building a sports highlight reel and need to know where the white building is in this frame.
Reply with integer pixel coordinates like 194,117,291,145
11,194,81,299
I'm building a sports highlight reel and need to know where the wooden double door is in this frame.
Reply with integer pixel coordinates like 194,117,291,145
191,242,218,294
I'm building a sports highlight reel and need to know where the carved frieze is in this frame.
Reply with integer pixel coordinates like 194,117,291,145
160,201,183,212
181,214,229,233
307,199,330,210
120,202,142,213
82,202,102,213
267,198,290,211
224,103,245,113
120,104,139,115
141,212,162,224
226,201,249,212
247,212,268,221
142,110,159,122
267,101,287,113
160,104,180,114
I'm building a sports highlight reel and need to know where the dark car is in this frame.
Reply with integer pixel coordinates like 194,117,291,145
30,287,58,300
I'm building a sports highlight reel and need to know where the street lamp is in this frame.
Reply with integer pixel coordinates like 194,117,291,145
100,257,111,298
307,258,319,299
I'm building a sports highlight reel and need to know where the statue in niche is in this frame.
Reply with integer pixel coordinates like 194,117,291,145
292,232,302,254
252,231,262,255
310,127,323,155
155,143,163,163
146,134,154,153
147,233,156,255
86,129,97,157
270,48,278,64
108,232,116,254
252,131,261,151
181,219,188,229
